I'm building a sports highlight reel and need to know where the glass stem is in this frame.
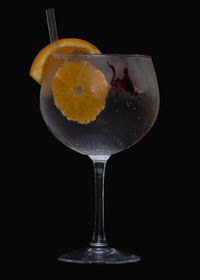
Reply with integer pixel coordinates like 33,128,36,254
90,158,109,247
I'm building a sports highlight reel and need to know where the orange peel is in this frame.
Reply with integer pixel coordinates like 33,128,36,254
30,38,101,84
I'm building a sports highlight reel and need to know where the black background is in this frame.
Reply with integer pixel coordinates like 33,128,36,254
4,2,193,278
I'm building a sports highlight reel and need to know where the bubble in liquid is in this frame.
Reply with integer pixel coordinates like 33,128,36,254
126,101,132,107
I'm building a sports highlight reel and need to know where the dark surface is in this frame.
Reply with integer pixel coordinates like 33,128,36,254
4,2,191,278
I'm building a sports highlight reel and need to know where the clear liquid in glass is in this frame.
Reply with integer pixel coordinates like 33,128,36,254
40,85,159,156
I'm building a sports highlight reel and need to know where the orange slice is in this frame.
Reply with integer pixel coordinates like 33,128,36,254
30,38,101,84
52,61,109,124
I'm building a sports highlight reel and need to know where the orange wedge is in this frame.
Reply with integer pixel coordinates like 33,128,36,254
52,61,109,124
30,38,101,84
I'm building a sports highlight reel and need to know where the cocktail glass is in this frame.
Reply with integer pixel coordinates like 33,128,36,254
40,53,159,263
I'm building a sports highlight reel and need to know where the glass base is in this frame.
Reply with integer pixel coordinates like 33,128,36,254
58,247,141,264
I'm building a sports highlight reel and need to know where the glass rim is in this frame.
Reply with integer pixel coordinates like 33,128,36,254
53,53,152,59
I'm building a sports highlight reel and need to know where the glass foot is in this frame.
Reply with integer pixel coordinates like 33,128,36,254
58,247,141,264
